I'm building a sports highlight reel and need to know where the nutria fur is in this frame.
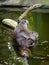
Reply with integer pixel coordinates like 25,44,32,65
12,19,38,57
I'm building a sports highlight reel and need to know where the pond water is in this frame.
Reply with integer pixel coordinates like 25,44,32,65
0,9,49,65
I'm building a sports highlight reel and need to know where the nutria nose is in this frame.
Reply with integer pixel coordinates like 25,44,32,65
30,42,33,45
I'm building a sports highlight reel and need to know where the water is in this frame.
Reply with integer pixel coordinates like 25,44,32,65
0,9,49,65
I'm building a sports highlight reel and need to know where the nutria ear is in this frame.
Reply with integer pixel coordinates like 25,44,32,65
19,47,32,57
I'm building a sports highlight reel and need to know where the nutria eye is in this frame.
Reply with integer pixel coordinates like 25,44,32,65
30,42,33,45
30,40,34,45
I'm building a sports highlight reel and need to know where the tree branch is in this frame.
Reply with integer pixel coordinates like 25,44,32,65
18,4,43,21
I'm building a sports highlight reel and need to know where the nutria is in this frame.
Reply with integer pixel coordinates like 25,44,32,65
13,19,38,57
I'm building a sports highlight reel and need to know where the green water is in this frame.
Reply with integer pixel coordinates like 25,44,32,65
0,9,49,65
